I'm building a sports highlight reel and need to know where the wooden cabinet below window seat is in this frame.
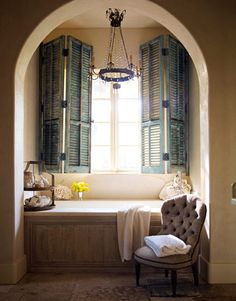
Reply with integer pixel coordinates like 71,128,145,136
24,213,161,272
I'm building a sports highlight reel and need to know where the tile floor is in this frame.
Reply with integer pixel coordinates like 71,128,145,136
0,271,236,301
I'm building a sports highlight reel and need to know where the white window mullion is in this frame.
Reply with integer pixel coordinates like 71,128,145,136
114,88,119,172
110,85,116,171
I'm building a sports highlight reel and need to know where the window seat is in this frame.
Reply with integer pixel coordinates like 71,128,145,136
24,174,191,272
24,199,164,216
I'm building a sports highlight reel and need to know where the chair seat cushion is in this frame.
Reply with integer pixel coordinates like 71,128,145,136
134,246,193,269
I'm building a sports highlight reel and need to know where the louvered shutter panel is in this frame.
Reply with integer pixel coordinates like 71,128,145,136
167,36,188,173
40,36,65,172
65,36,92,172
140,36,164,173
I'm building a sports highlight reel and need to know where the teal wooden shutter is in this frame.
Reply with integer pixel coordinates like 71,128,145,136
40,36,65,172
140,36,164,173
166,36,188,173
65,36,92,173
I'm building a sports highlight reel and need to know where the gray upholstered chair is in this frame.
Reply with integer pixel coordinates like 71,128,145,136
134,194,207,296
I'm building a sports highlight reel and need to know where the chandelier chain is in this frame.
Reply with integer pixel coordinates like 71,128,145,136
89,8,142,87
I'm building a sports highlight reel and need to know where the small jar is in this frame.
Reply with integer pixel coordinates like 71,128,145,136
24,171,34,188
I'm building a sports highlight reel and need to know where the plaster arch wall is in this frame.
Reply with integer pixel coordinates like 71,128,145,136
2,0,210,283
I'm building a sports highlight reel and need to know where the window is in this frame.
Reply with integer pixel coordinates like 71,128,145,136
40,34,188,174
91,78,140,172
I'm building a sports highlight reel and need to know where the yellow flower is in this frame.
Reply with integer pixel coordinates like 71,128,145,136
71,181,90,193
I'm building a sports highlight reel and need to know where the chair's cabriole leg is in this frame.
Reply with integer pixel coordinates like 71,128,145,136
165,269,169,278
135,261,141,286
192,261,199,286
171,270,177,297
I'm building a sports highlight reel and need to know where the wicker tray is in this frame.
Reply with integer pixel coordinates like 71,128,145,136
24,205,55,211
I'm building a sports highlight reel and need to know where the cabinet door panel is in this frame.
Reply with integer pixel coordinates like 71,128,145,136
103,225,121,262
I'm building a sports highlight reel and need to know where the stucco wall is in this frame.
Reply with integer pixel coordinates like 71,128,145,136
189,59,200,194
0,0,236,283
45,27,170,67
24,49,39,161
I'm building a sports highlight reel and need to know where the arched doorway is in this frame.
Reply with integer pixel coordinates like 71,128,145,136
15,0,209,281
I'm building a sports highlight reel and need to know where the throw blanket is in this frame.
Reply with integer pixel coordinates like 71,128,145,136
144,234,191,257
117,205,151,262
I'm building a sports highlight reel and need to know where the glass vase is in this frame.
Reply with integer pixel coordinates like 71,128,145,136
78,191,83,201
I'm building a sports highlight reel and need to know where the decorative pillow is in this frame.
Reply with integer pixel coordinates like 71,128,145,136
54,185,73,200
159,172,191,200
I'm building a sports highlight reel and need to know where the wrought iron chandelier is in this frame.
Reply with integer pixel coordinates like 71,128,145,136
90,8,141,89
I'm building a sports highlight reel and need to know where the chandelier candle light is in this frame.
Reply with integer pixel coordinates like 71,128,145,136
89,8,142,89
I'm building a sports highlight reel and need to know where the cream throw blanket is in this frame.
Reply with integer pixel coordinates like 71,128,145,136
117,206,151,262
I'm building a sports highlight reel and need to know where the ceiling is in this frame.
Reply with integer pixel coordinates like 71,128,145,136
58,7,162,29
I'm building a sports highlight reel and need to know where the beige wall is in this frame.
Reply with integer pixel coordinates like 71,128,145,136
45,27,170,67
189,59,200,193
1,0,236,284
24,49,39,161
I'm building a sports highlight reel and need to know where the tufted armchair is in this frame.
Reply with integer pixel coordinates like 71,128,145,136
134,194,207,296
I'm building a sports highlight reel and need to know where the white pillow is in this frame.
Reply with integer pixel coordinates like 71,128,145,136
159,178,191,200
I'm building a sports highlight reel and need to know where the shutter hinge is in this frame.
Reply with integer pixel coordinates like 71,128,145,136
184,54,188,65
40,153,44,161
185,103,188,113
162,48,169,56
163,153,169,161
41,55,45,65
61,100,67,108
162,100,169,108
40,103,44,113
60,153,66,161
62,48,69,56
